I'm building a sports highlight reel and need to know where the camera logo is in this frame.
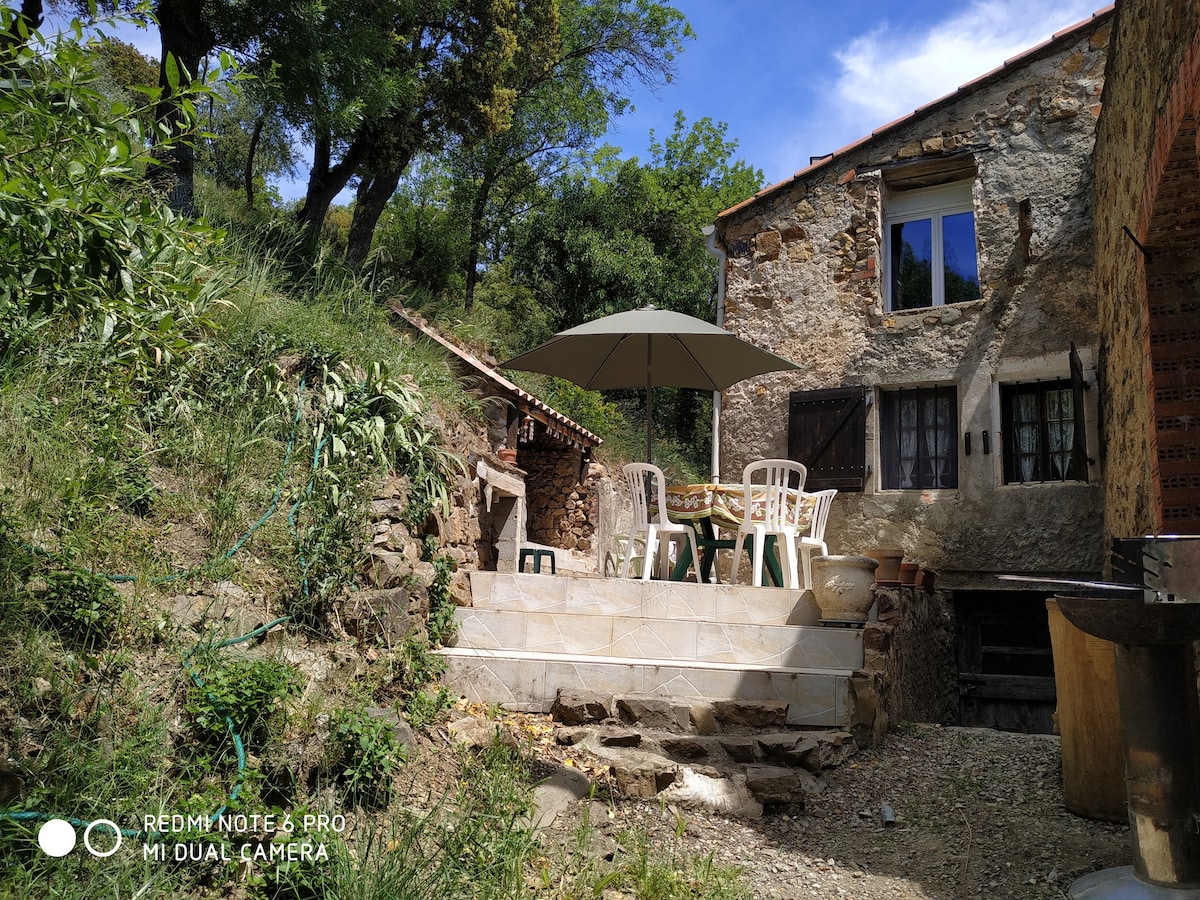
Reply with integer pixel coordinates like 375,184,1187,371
37,818,122,858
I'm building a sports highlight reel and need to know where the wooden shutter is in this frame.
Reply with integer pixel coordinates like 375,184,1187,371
787,387,867,491
1069,343,1091,480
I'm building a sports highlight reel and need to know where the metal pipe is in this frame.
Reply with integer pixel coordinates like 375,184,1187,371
703,225,727,481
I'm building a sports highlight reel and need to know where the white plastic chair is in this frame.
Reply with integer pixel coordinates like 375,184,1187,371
796,489,838,591
604,533,646,577
621,463,705,582
729,459,808,589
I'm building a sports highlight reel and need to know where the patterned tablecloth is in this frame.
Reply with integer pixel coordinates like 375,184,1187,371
661,483,814,534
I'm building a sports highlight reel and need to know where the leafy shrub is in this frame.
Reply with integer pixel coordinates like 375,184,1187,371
0,10,233,381
328,707,407,807
186,654,300,751
37,569,121,650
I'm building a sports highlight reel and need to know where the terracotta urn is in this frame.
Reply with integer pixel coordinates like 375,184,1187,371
865,547,904,584
811,555,880,623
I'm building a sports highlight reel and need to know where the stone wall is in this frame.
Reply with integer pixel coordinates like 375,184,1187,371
1093,1,1200,543
715,13,1111,582
864,586,959,727
519,434,599,556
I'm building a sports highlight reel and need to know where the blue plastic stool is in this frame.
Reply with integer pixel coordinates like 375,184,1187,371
518,548,557,574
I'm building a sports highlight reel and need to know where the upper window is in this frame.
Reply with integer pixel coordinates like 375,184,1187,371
879,386,958,490
885,182,980,311
1001,380,1088,484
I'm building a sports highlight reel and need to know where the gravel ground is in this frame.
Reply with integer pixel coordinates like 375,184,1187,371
533,722,1131,899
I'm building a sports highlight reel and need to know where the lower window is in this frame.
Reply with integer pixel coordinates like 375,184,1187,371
1001,380,1087,483
880,386,958,489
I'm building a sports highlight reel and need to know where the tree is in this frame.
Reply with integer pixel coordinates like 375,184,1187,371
454,0,691,309
339,0,546,267
510,114,761,329
504,114,762,466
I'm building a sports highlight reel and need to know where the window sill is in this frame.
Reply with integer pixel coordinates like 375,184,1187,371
996,480,1092,489
882,297,985,325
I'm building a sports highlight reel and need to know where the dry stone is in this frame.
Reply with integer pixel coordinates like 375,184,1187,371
551,690,611,725
743,765,823,805
711,699,788,728
616,696,689,730
659,767,763,819
608,756,677,799
598,729,641,748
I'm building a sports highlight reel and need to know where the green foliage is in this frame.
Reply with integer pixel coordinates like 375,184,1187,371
36,569,122,650
329,707,407,807
288,359,463,629
403,685,451,729
0,11,233,382
424,538,457,647
186,653,300,751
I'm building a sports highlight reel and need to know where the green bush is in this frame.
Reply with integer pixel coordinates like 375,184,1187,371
186,653,300,752
0,10,233,383
328,708,407,807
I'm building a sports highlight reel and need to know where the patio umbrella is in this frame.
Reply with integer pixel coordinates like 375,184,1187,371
500,306,802,461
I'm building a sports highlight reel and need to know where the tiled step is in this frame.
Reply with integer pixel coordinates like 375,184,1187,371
469,571,819,626
449,608,863,670
437,648,853,727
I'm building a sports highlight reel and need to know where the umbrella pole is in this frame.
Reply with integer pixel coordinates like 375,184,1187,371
646,340,653,463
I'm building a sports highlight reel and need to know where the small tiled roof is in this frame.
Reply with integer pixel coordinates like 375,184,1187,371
717,5,1115,220
390,306,601,450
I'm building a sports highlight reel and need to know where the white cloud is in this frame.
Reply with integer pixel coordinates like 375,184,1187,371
754,0,1102,183
833,0,1101,124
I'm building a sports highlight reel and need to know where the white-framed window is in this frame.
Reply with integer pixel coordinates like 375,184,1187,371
885,181,979,311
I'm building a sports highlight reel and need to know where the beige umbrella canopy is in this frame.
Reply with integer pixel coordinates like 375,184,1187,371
500,306,802,461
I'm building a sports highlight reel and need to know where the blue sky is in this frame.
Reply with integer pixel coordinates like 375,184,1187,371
66,0,1105,200
606,0,1105,188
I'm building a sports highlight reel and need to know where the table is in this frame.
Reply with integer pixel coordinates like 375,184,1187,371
659,484,816,585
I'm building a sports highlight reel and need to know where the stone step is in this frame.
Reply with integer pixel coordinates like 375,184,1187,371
437,648,853,727
449,607,863,670
468,571,818,626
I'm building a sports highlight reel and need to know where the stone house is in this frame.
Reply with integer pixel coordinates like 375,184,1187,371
391,308,604,574
709,8,1115,731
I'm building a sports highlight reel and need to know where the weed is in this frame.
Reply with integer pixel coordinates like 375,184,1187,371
36,569,121,650
185,653,301,752
403,685,452,730
328,707,408,808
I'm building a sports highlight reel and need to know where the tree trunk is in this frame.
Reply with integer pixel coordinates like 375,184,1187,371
462,167,498,311
295,132,365,243
344,158,408,269
153,0,215,215
0,0,43,51
244,115,264,207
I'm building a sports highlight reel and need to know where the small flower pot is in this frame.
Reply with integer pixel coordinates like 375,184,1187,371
899,562,919,586
811,555,879,623
865,548,904,584
497,448,518,465
916,567,936,593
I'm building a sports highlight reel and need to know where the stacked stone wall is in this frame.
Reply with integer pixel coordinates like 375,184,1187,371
520,434,598,554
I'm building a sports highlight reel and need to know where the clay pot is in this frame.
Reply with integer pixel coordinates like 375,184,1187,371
865,548,904,584
811,555,879,623
899,562,919,586
497,447,518,464
916,567,936,593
